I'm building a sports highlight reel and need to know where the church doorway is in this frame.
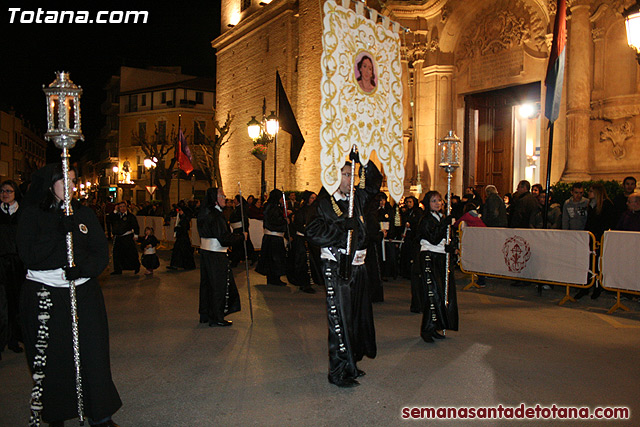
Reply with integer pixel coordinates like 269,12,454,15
463,82,541,198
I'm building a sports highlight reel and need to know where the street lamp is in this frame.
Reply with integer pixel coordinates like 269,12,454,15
624,1,640,64
247,97,279,197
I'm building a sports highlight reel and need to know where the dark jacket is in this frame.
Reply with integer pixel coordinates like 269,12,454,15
509,191,538,228
307,162,382,253
482,193,508,227
18,201,108,278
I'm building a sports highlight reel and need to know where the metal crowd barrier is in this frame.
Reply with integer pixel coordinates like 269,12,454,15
458,226,597,307
599,230,640,314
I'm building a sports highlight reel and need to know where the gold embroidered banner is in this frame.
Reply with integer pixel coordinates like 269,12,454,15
320,0,404,202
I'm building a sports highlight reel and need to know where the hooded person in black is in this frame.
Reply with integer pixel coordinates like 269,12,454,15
197,187,242,326
229,195,256,268
306,154,382,388
0,179,25,358
167,205,196,270
17,163,121,426
286,190,318,294
108,201,140,275
255,189,289,286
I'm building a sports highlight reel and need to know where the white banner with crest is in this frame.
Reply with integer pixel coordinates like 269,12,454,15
460,227,591,284
320,0,404,202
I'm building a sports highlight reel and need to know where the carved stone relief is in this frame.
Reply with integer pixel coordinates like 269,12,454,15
455,0,546,68
600,121,634,160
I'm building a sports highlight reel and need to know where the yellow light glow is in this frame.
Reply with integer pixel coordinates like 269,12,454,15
626,12,640,52
229,12,241,27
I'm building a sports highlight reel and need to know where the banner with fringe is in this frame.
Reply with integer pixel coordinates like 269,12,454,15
320,0,404,202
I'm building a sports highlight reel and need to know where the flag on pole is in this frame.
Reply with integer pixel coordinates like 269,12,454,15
544,0,567,123
177,128,194,174
276,71,305,164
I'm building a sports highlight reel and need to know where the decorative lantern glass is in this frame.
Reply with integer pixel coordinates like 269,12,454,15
247,116,261,140
43,71,83,148
438,130,461,172
265,111,279,137
626,11,640,54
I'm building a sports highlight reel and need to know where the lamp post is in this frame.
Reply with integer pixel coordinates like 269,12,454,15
42,71,85,424
624,1,640,64
247,97,279,197
438,130,461,316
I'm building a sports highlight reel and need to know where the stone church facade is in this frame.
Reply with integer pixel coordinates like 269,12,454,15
214,0,639,198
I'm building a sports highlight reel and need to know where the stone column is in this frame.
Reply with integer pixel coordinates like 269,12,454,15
423,64,455,195
564,0,592,181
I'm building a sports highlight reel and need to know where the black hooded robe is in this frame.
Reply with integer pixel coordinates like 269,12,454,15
306,162,381,384
17,164,121,424
197,189,242,324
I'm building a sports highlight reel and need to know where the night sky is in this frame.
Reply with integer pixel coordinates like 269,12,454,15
0,1,222,161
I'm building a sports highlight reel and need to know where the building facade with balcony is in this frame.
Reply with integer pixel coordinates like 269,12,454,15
0,109,47,184
116,68,216,204
97,66,216,205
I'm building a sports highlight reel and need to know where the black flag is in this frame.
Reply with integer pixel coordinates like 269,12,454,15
277,71,305,164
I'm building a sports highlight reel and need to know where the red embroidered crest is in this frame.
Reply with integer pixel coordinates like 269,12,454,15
502,236,531,273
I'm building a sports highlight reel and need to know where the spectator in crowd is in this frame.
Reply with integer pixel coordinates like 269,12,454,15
449,195,464,219
453,202,487,287
482,185,508,227
509,180,538,228
464,187,483,212
615,192,640,231
562,183,589,230
531,183,543,197
575,183,615,300
248,197,264,220
613,176,637,224
530,191,562,229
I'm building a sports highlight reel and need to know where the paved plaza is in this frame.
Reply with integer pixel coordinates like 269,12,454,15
1,250,639,426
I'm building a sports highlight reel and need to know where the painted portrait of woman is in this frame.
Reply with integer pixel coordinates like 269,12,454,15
355,53,377,94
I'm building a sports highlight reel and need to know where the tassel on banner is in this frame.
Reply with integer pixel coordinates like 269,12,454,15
341,0,351,9
381,15,390,29
392,21,400,33
369,9,378,24
355,1,364,16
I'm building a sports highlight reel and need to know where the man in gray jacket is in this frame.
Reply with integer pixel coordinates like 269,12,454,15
562,183,589,230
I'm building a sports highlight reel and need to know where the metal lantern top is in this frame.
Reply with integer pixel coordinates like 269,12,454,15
438,130,461,173
43,71,83,149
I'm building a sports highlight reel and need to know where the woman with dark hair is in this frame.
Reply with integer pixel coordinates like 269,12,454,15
575,183,615,300
197,187,242,326
256,189,289,286
0,179,25,358
229,194,256,268
17,164,121,426
413,190,459,342
356,55,376,93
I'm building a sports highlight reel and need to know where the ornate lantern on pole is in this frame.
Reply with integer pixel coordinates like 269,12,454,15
42,71,85,424
624,2,640,64
247,98,279,197
438,130,461,315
